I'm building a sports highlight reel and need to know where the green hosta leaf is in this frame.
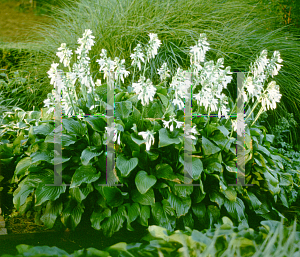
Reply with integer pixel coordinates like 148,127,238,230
70,165,100,188
13,177,35,211
131,134,146,145
279,187,289,208
178,155,203,180
30,151,52,164
61,200,84,230
279,173,293,186
222,187,237,201
91,131,102,147
84,116,107,133
217,125,230,137
202,136,221,156
147,101,164,118
101,205,127,237
35,178,67,206
151,202,176,232
40,201,63,228
183,210,194,229
62,118,86,136
115,101,132,120
209,190,224,208
80,147,103,165
257,145,270,157
124,203,140,231
265,134,275,144
192,182,206,203
15,157,31,178
33,123,54,135
192,202,206,223
70,183,94,202
158,128,181,148
135,170,157,194
102,187,124,208
90,207,111,230
132,188,155,206
211,132,231,151
206,161,222,173
166,191,191,217
223,197,247,223
44,133,77,146
139,205,150,227
148,225,170,241
50,155,71,165
157,92,169,109
146,150,159,161
246,191,262,210
207,205,220,227
170,183,193,198
16,245,69,256
116,155,138,177
155,163,188,183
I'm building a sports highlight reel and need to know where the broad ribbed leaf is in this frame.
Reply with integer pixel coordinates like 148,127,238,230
247,191,262,210
222,187,237,201
40,201,63,228
192,202,206,223
30,152,52,164
139,205,150,227
33,123,54,135
15,157,31,178
158,128,181,148
202,136,221,156
178,156,203,180
44,133,77,146
209,190,224,208
70,165,100,188
90,207,111,230
102,206,127,237
279,173,293,186
35,178,66,206
13,178,35,210
167,191,191,217
70,184,94,202
170,183,193,198
207,205,220,228
155,163,187,183
80,147,103,165
151,202,176,232
62,118,86,136
84,116,107,133
116,155,138,177
61,200,84,230
102,187,124,208
115,101,132,120
124,203,140,230
135,170,157,194
148,225,169,241
132,188,155,206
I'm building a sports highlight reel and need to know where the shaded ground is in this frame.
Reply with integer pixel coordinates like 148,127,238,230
0,0,53,43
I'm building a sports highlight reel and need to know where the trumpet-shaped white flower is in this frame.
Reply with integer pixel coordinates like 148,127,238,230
132,76,157,106
157,62,171,81
56,43,73,67
146,33,161,61
183,125,199,140
190,33,210,65
162,115,184,132
138,130,156,151
130,44,145,71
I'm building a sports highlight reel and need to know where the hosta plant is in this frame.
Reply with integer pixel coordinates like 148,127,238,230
7,30,300,237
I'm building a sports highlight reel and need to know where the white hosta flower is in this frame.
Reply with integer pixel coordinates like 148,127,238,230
262,81,282,111
132,76,157,106
162,115,184,132
114,58,130,83
138,130,156,151
146,33,161,61
190,33,210,65
157,62,170,81
172,98,184,110
130,44,145,71
253,50,269,78
184,125,199,140
47,63,60,85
